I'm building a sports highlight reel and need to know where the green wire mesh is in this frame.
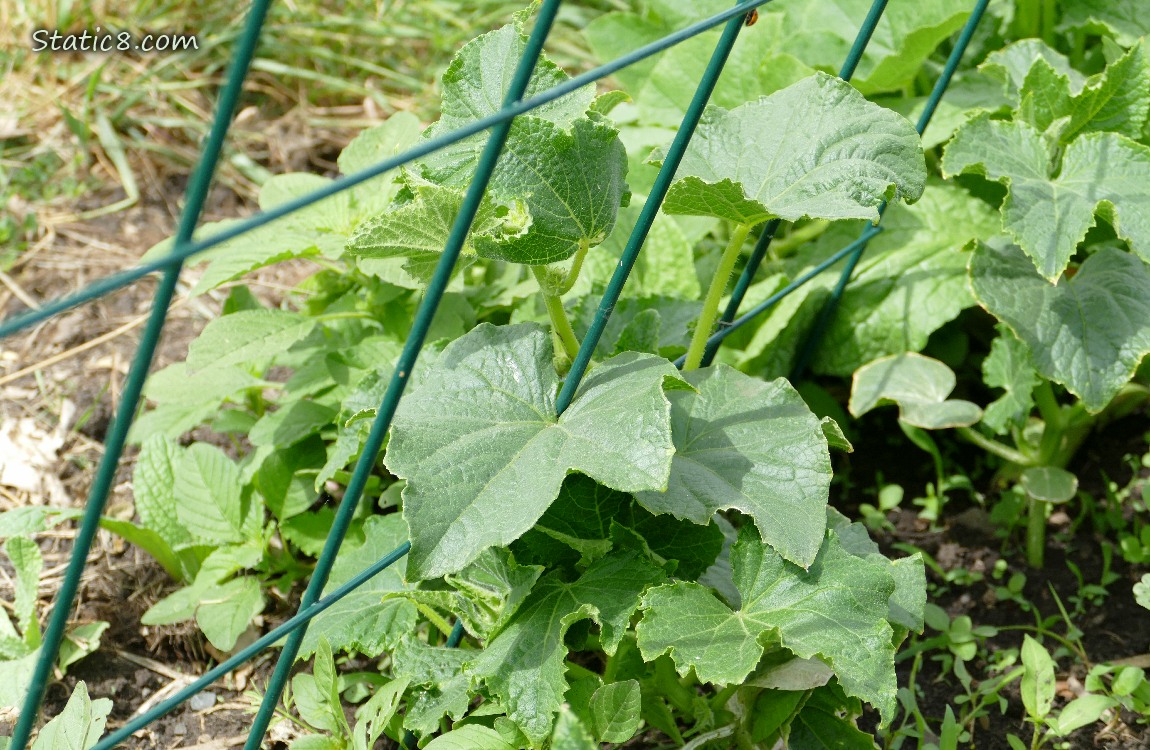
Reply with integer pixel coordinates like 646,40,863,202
0,0,990,746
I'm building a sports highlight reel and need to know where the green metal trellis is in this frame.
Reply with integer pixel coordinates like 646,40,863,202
0,0,989,746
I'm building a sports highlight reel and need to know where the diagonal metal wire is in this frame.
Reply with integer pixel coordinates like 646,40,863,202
699,0,889,368
556,1,754,414
238,3,567,748
5,1,996,747
8,2,274,747
0,0,776,342
789,0,991,381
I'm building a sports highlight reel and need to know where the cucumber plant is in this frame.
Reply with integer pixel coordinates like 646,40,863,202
848,39,1150,568
85,7,939,746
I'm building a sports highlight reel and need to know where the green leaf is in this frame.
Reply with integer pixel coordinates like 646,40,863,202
129,363,269,442
29,682,111,750
195,576,264,652
821,417,854,453
850,353,982,429
174,443,260,545
549,705,597,750
803,180,998,375
289,737,343,750
942,117,1150,280
515,475,722,578
590,680,642,743
98,518,185,582
1062,0,1150,47
655,73,925,225
1062,43,1150,142
474,115,630,265
300,515,417,658
634,366,831,568
981,39,1086,103
0,650,38,708
969,241,1150,412
1020,635,1056,720
186,310,316,373
637,527,899,723
981,327,1040,435
1134,574,1150,610
1017,58,1073,134
423,725,516,750
345,185,499,280
337,111,423,175
131,435,193,550
392,639,472,737
772,0,971,95
1020,467,1079,504
418,23,594,186
387,322,684,579
1047,694,1116,736
57,622,108,673
4,536,41,641
472,550,665,745
787,686,878,750
351,676,409,750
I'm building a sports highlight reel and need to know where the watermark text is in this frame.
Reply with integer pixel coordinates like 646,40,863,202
32,28,199,53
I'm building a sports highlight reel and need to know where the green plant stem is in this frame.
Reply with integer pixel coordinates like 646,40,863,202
681,724,736,750
767,219,828,259
533,266,581,362
684,222,752,370
1027,495,1046,569
956,427,1031,466
555,239,590,295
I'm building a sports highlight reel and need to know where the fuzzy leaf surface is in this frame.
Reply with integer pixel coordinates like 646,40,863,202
969,241,1150,412
942,116,1150,280
386,323,683,579
654,73,925,225
472,551,665,745
300,515,417,658
636,527,898,723
981,327,1040,434
634,366,831,568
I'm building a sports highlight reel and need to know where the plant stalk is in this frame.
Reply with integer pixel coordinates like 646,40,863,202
533,266,581,362
684,222,752,370
956,427,1031,466
1027,495,1046,569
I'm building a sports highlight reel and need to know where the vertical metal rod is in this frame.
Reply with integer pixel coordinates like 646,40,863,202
700,0,889,367
8,2,273,747
240,3,566,748
789,0,991,381
555,5,748,415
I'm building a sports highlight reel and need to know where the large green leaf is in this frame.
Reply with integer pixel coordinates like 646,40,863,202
849,353,982,429
420,24,593,182
793,180,998,376
771,0,971,95
475,115,631,265
942,116,1150,280
654,73,925,225
387,323,684,579
1062,0,1150,47
471,550,665,745
981,39,1086,104
636,526,899,723
634,366,831,568
300,515,418,658
969,241,1150,412
392,638,472,737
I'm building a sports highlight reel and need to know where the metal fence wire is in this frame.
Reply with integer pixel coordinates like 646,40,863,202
1,0,991,746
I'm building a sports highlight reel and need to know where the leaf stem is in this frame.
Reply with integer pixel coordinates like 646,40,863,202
681,724,736,750
1027,495,1046,569
768,219,828,259
684,222,752,370
533,266,581,362
956,427,1031,466
555,239,590,295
